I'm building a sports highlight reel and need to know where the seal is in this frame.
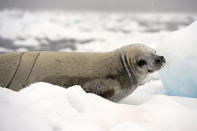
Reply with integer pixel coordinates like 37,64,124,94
0,44,165,101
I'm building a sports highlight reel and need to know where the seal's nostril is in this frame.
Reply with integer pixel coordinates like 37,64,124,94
160,56,164,61
155,56,165,64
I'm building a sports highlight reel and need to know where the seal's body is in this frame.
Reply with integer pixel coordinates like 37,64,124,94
0,44,165,101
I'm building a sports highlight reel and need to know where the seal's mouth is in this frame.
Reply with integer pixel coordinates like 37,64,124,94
148,69,154,73
148,61,166,73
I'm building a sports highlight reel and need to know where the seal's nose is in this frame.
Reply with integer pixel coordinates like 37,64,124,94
155,56,165,64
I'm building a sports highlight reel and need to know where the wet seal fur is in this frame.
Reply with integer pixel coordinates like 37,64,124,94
0,44,165,102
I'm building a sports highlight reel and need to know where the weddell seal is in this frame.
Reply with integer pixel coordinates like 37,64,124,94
0,44,165,101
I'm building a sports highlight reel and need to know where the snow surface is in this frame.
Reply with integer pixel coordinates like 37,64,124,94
1,82,197,131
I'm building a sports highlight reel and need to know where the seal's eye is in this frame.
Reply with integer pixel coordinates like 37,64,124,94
137,60,147,67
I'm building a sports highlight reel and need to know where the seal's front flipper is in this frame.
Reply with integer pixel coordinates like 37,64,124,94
81,78,122,101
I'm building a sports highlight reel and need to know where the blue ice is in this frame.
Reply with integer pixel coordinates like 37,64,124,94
159,61,197,98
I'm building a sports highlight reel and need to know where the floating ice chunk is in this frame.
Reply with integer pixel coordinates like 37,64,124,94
158,21,197,97
14,38,39,47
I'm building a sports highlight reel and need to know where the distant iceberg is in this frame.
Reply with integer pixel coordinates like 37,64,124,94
158,21,197,97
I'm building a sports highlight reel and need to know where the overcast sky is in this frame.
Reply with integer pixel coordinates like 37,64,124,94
0,0,196,12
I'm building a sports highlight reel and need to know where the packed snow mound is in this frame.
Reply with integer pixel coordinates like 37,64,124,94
158,21,197,97
1,82,197,131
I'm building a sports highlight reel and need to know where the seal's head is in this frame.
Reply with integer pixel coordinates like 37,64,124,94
120,44,166,83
